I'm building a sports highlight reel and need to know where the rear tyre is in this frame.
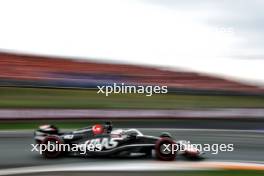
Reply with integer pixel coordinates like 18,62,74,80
155,137,176,161
41,135,64,158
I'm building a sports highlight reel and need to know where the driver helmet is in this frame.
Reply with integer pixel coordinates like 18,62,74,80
92,124,104,135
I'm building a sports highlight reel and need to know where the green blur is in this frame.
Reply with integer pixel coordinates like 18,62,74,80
0,120,131,130
0,119,178,129
0,87,264,109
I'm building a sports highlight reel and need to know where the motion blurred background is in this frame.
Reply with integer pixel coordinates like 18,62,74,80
0,51,263,111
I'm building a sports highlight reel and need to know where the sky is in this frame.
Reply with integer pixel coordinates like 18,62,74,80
0,0,264,86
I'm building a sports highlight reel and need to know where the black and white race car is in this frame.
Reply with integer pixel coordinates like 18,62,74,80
34,122,203,161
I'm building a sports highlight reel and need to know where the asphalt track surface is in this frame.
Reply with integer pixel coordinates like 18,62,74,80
0,128,263,171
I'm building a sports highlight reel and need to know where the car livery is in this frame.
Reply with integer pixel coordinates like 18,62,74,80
34,122,204,161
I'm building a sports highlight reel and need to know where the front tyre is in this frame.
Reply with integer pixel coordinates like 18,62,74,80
155,137,176,161
41,135,64,158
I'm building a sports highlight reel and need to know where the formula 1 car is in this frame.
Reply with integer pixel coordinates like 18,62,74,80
34,122,203,161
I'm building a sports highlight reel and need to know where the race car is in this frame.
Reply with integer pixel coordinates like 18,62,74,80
34,122,204,161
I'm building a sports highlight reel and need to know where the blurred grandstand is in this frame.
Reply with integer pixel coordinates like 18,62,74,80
0,52,263,96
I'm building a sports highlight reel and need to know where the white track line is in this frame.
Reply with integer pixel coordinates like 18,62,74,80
0,161,264,175
0,109,264,119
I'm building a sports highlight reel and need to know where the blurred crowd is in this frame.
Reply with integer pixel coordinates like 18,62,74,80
0,52,263,94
